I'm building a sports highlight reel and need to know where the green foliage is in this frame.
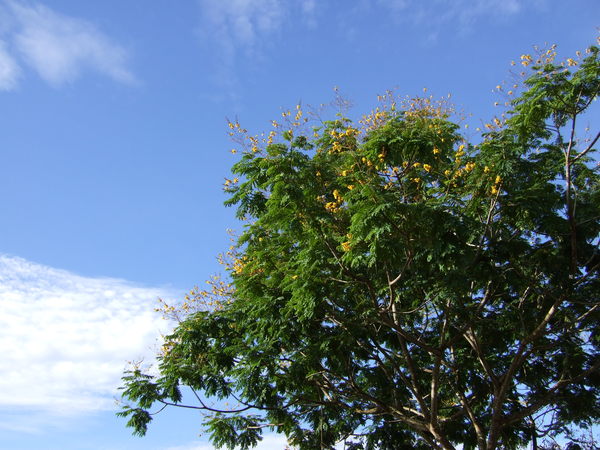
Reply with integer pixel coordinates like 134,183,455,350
119,43,600,449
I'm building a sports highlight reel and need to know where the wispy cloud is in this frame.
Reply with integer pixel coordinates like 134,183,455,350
0,254,175,429
196,0,539,100
198,0,321,51
199,0,285,53
0,0,134,89
196,0,315,102
0,39,20,89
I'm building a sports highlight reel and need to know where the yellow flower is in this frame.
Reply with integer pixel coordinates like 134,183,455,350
230,149,237,154
347,185,355,190
341,241,351,252
333,189,343,202
325,201,338,212
491,186,498,195
495,175,502,184
567,58,578,66
484,166,490,173
413,162,421,168
444,169,451,176
433,147,441,155
423,164,432,172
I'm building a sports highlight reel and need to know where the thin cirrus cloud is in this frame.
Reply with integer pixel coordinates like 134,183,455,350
196,0,316,101
198,0,531,51
0,40,20,90
196,0,533,95
373,0,539,34
198,0,289,54
0,0,134,90
377,0,523,16
0,254,175,430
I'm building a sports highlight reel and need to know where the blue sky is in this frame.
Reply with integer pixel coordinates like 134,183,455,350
0,1,597,449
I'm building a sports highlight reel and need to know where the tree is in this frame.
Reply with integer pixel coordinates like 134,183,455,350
118,42,600,449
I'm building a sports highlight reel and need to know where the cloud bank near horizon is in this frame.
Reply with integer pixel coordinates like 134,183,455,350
0,254,175,429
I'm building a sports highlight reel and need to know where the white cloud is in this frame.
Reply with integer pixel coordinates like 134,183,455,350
0,39,20,89
166,434,298,450
166,433,349,450
0,0,134,89
0,254,175,424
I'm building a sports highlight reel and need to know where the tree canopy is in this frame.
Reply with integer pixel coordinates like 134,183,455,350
119,42,600,449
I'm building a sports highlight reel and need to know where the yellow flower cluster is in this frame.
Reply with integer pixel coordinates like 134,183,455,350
491,175,502,195
340,233,353,252
322,188,346,213
331,141,343,153
328,127,359,154
325,201,339,212
155,273,235,322
360,108,388,132
361,157,373,167
329,127,359,139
